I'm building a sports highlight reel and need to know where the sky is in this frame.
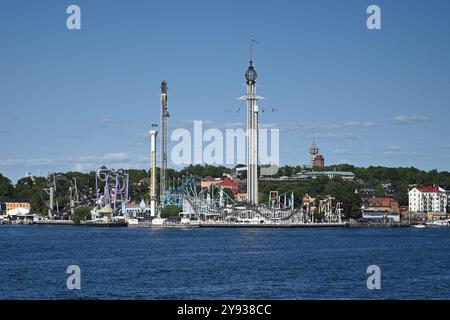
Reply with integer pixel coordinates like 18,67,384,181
1,0,450,183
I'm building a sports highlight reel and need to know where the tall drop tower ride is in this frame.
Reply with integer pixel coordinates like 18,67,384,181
160,80,169,205
242,40,263,205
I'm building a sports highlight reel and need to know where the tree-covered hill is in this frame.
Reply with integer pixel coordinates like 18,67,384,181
1,165,449,217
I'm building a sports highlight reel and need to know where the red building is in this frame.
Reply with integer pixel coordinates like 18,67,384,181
362,197,400,213
312,154,325,168
201,176,240,195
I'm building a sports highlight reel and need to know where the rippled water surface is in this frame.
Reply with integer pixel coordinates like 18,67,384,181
1,225,449,299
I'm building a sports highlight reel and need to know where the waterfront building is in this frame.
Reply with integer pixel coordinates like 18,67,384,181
362,197,400,212
408,186,448,213
123,200,152,218
361,197,400,222
5,202,31,214
6,207,33,223
427,212,450,221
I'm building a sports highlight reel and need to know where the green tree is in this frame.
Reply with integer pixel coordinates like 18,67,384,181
160,205,182,218
179,164,231,178
72,207,92,225
0,173,14,201
222,188,235,201
31,193,47,216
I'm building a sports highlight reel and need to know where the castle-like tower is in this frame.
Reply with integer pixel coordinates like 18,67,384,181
309,139,325,168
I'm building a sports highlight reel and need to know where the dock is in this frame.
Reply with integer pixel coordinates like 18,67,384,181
33,220,127,227
199,222,349,228
348,222,411,228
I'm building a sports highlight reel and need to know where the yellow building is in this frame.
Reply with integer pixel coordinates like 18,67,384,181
427,212,449,221
6,202,31,212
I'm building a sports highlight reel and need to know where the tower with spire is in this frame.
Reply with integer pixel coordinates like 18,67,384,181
243,39,263,205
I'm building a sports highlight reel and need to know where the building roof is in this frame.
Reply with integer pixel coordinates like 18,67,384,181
415,186,444,193
126,204,141,208
202,176,221,182
203,176,239,186
362,197,397,207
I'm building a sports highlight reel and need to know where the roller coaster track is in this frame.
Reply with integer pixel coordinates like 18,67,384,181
182,193,304,222
172,177,308,223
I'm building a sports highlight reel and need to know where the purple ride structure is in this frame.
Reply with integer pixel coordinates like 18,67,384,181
94,168,129,216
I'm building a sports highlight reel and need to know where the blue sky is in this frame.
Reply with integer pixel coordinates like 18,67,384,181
1,0,449,182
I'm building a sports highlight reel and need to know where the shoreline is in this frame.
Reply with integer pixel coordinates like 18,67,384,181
0,221,427,229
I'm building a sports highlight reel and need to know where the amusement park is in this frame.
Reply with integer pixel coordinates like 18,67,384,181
12,45,347,228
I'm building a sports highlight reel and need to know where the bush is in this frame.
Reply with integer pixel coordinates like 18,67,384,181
160,205,182,218
72,207,92,225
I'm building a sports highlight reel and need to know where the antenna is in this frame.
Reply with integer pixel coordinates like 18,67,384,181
250,39,258,62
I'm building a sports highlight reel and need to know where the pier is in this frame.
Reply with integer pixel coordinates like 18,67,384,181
199,222,348,228
33,220,127,227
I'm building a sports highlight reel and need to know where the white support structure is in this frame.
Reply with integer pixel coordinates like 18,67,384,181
241,41,263,206
150,130,158,217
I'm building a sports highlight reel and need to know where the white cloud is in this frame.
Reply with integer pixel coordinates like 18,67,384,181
72,162,97,172
104,152,130,162
78,156,97,162
392,115,431,124
0,152,146,173
332,146,416,158
343,121,375,128
0,158,69,167
309,132,362,140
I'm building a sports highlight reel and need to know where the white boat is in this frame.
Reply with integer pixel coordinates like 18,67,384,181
427,219,450,227
413,223,426,228
127,218,139,226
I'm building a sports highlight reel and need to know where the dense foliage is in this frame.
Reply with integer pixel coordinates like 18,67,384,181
160,205,182,218
72,207,92,225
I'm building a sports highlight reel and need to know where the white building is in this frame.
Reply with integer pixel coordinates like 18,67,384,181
408,186,448,213
123,200,151,218
294,171,355,181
